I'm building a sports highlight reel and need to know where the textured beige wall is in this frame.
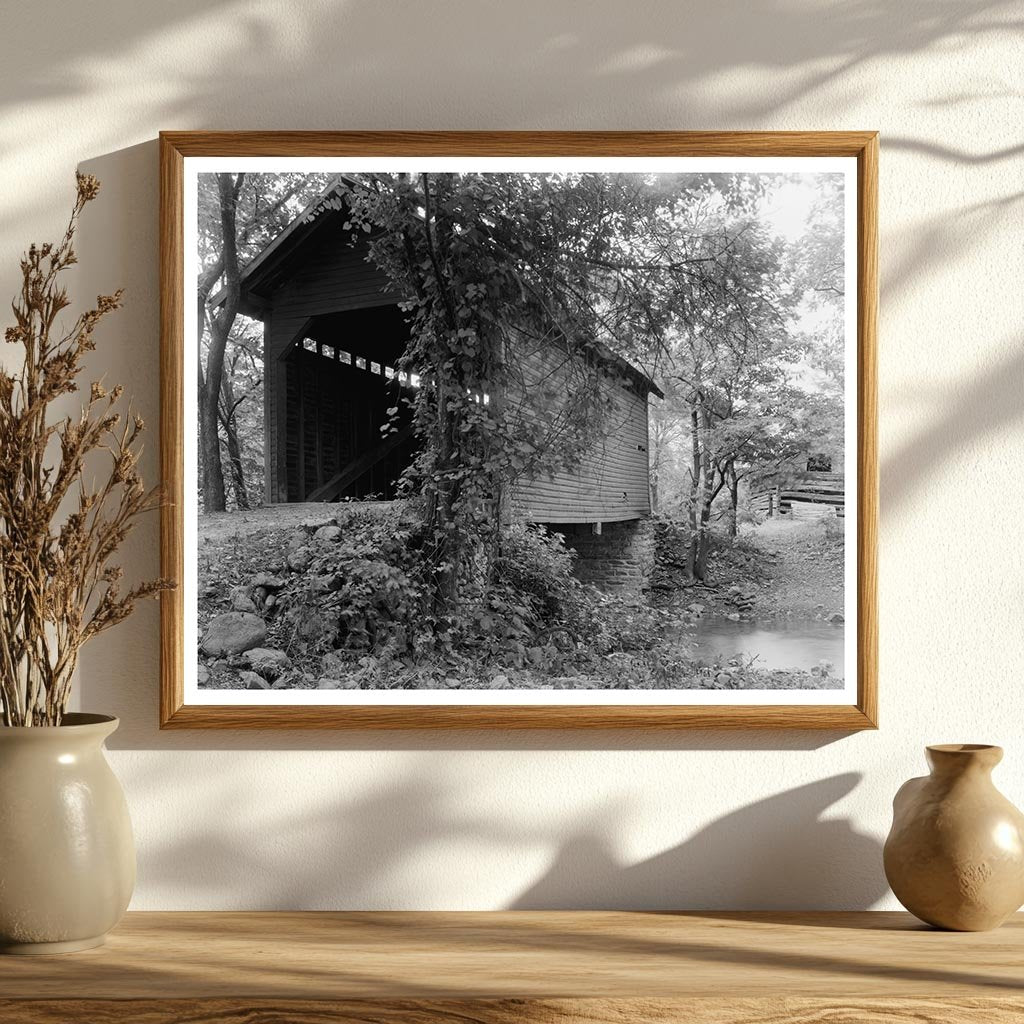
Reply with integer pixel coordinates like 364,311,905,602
0,1,1021,910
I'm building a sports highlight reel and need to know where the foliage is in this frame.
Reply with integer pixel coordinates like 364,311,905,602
196,172,332,512
278,508,423,662
309,171,788,610
0,176,172,725
208,512,682,687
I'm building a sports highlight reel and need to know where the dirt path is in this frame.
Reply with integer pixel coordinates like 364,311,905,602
198,501,401,545
744,517,845,621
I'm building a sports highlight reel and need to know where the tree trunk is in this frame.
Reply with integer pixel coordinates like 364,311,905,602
686,405,701,578
198,173,244,513
690,398,714,581
220,374,250,511
727,461,739,538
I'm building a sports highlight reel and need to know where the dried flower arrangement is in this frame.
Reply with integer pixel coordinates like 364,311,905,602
0,174,172,726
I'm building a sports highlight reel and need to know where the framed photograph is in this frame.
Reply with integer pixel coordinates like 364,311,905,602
159,131,877,729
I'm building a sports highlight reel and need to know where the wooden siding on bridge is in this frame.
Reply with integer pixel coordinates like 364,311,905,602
507,338,652,524
245,210,655,519
268,223,401,324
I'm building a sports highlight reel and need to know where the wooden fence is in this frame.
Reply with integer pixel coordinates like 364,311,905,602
749,471,845,519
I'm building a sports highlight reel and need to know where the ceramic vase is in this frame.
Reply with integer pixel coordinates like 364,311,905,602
0,713,135,953
884,744,1024,931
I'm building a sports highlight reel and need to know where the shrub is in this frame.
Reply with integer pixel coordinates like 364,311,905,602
278,509,423,660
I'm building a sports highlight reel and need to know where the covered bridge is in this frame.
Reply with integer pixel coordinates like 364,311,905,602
229,181,663,589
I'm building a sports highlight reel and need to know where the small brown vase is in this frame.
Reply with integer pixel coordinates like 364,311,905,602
0,714,135,953
884,744,1024,931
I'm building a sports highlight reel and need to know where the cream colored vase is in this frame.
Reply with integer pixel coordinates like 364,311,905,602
0,713,134,953
884,744,1024,931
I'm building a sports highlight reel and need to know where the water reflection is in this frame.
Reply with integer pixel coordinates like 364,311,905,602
690,617,845,676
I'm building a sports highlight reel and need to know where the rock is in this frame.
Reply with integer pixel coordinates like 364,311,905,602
241,647,291,679
317,676,359,690
197,663,210,685
287,546,312,572
201,612,267,656
725,612,741,621
489,674,510,689
685,602,705,614
239,670,270,690
286,529,309,553
314,524,343,543
715,672,732,686
269,670,301,689
443,677,462,689
264,594,277,610
250,573,286,591
229,585,257,612
320,651,347,678
829,612,845,624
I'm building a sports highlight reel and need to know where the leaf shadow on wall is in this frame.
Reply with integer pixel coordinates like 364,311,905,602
882,338,1024,513
510,774,887,911
0,0,1019,241
2,1,1018,125
132,761,885,911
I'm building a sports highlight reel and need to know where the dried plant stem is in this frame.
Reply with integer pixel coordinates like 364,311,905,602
0,174,173,726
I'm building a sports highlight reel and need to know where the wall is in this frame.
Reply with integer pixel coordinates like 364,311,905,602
0,0,1021,910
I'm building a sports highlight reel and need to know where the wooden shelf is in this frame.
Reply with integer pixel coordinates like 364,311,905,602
1,911,1022,1022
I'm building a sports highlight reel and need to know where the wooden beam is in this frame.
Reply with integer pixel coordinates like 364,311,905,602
306,425,413,502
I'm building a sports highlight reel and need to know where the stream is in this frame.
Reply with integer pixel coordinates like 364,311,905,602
689,617,845,676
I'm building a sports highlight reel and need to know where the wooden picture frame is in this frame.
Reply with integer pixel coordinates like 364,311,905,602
160,131,877,730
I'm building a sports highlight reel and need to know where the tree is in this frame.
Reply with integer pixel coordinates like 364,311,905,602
197,173,242,514
196,172,332,512
665,215,798,573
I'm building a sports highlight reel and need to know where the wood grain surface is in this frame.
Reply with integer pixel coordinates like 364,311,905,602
4,998,1024,1024
160,130,879,730
0,912,1020,1023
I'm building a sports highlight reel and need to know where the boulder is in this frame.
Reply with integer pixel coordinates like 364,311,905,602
196,663,210,685
250,573,286,591
286,529,309,553
239,670,270,690
241,647,291,679
229,585,257,613
313,524,343,543
287,546,312,572
829,612,845,624
201,612,267,656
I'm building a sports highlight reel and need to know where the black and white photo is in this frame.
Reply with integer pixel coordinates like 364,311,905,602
166,142,872,720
